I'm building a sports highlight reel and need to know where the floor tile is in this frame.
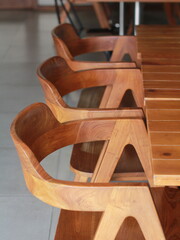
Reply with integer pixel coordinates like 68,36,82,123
0,85,44,113
2,44,55,63
0,148,59,195
0,62,40,86
0,148,29,195
48,207,60,240
0,196,52,240
1,113,17,148
57,145,74,181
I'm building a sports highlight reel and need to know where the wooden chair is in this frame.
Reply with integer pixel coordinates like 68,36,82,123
51,23,141,71
10,102,168,240
37,56,145,123
37,56,150,183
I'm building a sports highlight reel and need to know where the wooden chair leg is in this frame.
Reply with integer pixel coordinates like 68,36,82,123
93,3,110,29
92,119,153,186
94,186,165,240
74,174,89,182
60,1,71,24
103,71,144,110
164,3,176,25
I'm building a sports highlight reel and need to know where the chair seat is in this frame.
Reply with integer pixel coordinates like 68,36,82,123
55,187,180,240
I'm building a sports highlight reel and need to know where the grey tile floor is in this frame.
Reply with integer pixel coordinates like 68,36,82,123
0,10,87,240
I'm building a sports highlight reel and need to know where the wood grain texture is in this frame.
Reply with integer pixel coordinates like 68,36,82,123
137,25,180,65
37,56,145,123
10,103,166,240
37,56,147,183
146,99,180,186
55,187,180,240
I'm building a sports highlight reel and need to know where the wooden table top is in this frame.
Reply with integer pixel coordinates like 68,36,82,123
146,99,180,186
137,25,180,186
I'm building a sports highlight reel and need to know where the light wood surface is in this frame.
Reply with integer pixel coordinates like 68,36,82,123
10,103,168,240
37,56,149,183
146,99,180,186
37,56,145,123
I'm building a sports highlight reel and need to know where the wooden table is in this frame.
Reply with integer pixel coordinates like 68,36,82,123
146,99,180,186
136,25,180,186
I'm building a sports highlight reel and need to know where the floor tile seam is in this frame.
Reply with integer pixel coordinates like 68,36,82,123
0,146,18,150
1,45,12,60
0,106,46,115
55,151,61,179
0,83,40,87
0,194,33,198
1,60,47,64
48,207,55,240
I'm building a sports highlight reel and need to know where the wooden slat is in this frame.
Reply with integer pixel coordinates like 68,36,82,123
148,121,180,132
150,132,180,145
145,89,180,99
143,58,180,65
143,65,180,72
147,109,180,120
152,146,180,159
145,100,180,109
143,73,180,81
153,160,180,175
144,80,180,89
141,51,180,58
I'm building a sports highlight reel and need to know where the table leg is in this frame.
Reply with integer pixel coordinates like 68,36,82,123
134,1,140,35
119,2,124,35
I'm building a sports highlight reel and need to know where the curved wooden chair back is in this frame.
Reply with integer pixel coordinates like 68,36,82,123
52,23,141,70
37,56,145,123
10,103,165,240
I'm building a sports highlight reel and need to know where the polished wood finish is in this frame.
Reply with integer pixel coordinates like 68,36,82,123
37,56,145,123
50,22,144,184
137,25,180,65
10,103,167,240
52,23,141,71
146,99,180,186
144,75,180,99
37,56,148,183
